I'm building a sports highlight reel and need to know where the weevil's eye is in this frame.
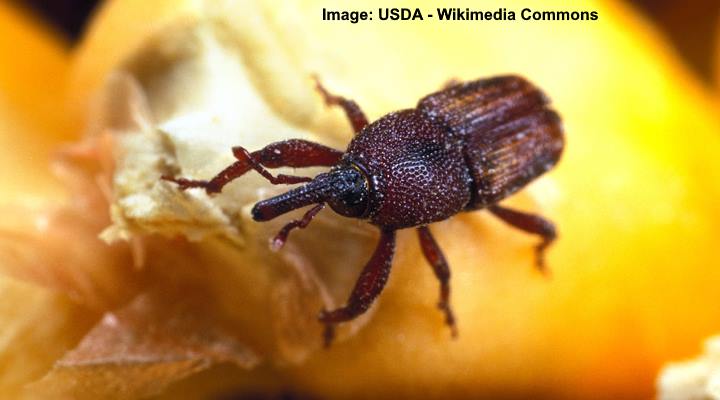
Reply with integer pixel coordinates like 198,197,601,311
327,166,370,218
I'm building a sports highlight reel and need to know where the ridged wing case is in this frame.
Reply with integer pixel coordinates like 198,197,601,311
417,76,564,208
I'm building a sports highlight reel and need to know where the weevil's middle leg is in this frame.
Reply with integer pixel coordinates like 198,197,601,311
417,226,457,338
162,139,343,194
318,229,396,347
488,205,557,274
313,76,369,134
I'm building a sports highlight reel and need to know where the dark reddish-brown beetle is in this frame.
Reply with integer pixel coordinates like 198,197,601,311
164,75,564,345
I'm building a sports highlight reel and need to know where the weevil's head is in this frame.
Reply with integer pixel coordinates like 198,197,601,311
325,165,370,218
251,163,371,222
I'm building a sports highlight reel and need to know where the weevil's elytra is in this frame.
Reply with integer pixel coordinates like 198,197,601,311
163,75,565,346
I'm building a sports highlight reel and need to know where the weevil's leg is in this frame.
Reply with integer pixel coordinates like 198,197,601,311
417,226,457,338
319,229,396,347
232,146,314,186
488,205,557,274
313,75,368,133
270,203,325,251
162,139,343,194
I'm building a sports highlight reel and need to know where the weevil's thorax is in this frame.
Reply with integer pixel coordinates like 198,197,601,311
343,110,472,230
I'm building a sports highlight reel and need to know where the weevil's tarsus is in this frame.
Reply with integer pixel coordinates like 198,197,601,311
162,139,343,194
319,229,396,346
313,75,369,133
488,204,557,275
270,203,326,251
417,225,457,338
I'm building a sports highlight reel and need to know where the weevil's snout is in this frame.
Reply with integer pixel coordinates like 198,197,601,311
251,203,276,222
251,172,336,222
326,167,370,218
251,167,370,222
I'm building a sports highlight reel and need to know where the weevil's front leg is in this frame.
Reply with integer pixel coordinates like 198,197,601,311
163,139,343,194
319,229,396,346
270,203,325,251
417,226,457,338
313,76,368,133
488,205,557,274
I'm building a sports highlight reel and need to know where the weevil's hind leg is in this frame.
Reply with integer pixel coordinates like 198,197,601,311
417,226,457,338
488,205,557,274
318,229,396,347
313,75,369,134
271,203,325,251
162,139,343,194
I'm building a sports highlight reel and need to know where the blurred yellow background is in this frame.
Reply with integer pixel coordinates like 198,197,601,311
1,1,720,399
